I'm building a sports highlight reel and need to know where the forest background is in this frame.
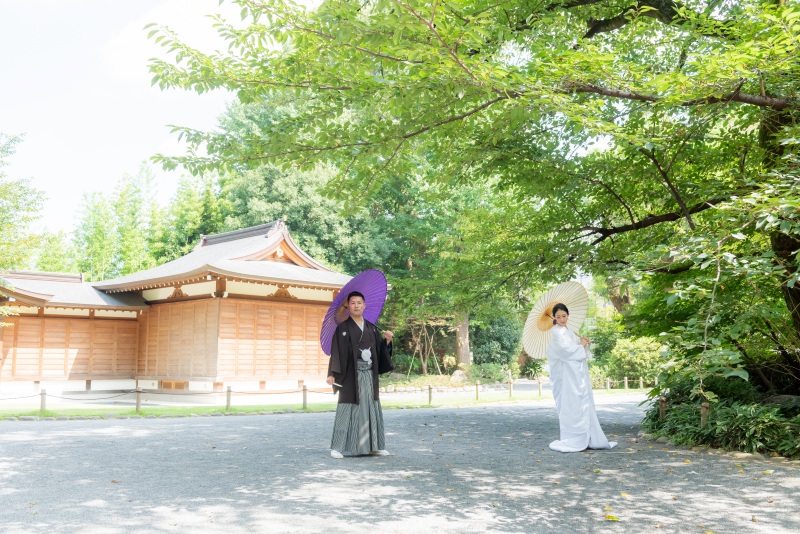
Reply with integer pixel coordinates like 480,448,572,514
2,0,800,457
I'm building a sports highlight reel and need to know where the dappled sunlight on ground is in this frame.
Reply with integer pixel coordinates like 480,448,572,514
0,397,797,533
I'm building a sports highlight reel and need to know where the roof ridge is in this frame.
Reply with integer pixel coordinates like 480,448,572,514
197,221,282,248
2,271,84,283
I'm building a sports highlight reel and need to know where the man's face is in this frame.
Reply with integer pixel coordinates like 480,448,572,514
347,296,366,318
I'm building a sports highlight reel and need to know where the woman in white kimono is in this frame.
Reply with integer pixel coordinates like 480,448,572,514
547,303,617,452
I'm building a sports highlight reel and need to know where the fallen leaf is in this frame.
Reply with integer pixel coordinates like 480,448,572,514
762,470,774,475
604,506,613,511
605,514,620,521
666,469,673,473
553,481,560,485
620,492,631,498
768,499,774,503
111,480,120,483
672,497,677,501
594,469,602,473
752,516,757,522
655,523,662,528
684,459,691,463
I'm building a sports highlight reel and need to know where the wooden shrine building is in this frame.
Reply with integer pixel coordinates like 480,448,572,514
0,221,351,392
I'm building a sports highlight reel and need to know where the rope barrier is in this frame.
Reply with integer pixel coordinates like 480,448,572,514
0,394,40,401
45,393,133,401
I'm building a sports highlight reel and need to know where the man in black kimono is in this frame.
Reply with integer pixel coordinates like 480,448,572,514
326,291,393,458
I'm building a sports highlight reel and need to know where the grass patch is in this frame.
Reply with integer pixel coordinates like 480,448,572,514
380,374,462,388
0,388,648,419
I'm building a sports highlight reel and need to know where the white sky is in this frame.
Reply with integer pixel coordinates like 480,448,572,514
1,0,239,234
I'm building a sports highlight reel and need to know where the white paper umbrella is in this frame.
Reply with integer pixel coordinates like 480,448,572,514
522,281,589,359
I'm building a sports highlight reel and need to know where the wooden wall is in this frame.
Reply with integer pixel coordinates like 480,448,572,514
217,299,328,380
0,297,330,384
137,299,219,380
0,316,138,380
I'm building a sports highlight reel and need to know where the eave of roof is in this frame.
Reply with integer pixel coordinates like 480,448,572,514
1,273,148,310
94,221,348,293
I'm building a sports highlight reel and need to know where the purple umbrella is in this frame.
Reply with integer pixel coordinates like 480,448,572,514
320,269,388,355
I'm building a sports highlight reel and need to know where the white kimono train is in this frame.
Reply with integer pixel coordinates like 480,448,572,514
547,325,617,452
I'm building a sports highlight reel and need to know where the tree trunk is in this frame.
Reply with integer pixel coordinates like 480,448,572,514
455,312,471,366
769,231,800,338
761,108,800,340
606,277,630,314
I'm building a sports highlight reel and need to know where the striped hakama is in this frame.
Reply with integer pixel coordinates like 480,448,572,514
330,361,385,455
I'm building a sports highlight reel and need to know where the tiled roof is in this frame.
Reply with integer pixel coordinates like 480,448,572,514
93,221,350,291
0,223,351,309
0,272,147,310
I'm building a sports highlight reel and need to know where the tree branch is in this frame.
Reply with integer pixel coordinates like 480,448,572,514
638,147,696,229
582,0,736,40
584,176,637,225
581,197,727,244
568,83,794,110
393,0,479,81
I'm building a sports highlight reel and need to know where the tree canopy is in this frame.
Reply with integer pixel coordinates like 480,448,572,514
0,134,44,271
147,0,800,395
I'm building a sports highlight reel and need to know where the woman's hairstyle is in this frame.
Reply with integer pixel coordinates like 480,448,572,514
552,303,569,325
347,291,366,303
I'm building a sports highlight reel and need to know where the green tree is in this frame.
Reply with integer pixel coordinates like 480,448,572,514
470,315,523,367
604,336,664,382
147,0,800,396
73,192,119,281
113,164,159,275
0,134,44,270
155,175,224,262
33,231,78,273
220,162,390,273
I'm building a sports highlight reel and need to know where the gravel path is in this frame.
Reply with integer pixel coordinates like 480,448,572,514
1,395,797,533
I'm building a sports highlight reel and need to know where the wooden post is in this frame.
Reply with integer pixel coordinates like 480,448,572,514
40,389,46,412
428,384,433,405
475,381,480,400
606,378,611,390
658,396,666,421
508,380,513,398
700,402,709,429
226,386,232,411
136,387,142,413
639,377,644,389
537,377,542,396
624,376,629,389
302,385,308,410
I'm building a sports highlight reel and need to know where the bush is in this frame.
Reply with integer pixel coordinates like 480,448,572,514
586,315,624,365
588,363,608,389
520,358,544,379
643,399,800,458
658,374,761,405
604,336,663,381
391,352,420,373
470,316,522,366
465,363,513,383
